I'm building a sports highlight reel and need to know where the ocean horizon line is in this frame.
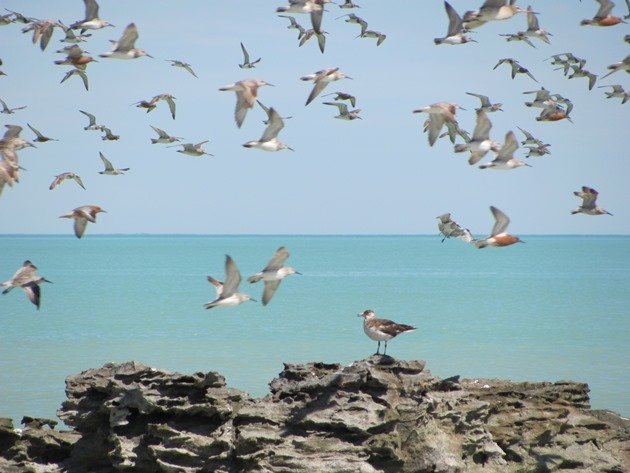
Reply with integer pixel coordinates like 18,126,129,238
1,233,628,238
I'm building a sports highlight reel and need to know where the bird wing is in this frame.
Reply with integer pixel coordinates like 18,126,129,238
495,130,518,162
222,255,242,297
73,217,88,238
27,123,44,139
526,5,540,30
21,281,41,309
72,174,86,189
163,95,176,119
260,108,285,142
207,276,224,297
427,114,445,146
445,1,464,36
262,280,281,306
240,42,250,63
264,247,290,271
151,125,168,138
99,152,114,171
79,110,96,125
306,80,329,106
490,206,510,236
594,0,615,19
471,110,492,141
49,174,65,190
324,102,348,114
576,186,598,209
116,23,138,51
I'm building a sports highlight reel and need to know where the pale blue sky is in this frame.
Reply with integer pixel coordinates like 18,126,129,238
0,1,628,235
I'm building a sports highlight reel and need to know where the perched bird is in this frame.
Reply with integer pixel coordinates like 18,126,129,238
204,255,255,309
60,68,89,91
601,54,630,79
27,124,58,143
133,94,176,119
169,141,213,157
571,186,613,215
239,42,261,68
247,247,300,305
598,84,630,104
358,309,416,356
580,0,627,26
98,152,128,175
434,1,476,45
466,92,503,112
0,98,27,114
49,172,85,190
59,205,106,238
149,125,182,144
219,79,273,127
473,206,524,248
79,110,101,130
493,58,538,82
242,107,293,151
257,101,292,125
454,110,500,165
412,102,463,147
165,59,197,78
1,260,52,310
436,213,473,243
357,29,387,46
70,0,114,31
300,67,352,106
322,91,356,108
323,102,362,120
278,14,306,39
99,23,152,59
479,130,530,170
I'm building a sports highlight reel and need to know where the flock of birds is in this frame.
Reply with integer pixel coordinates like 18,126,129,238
0,0,628,354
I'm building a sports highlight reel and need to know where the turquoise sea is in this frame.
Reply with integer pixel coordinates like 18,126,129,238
1,235,629,425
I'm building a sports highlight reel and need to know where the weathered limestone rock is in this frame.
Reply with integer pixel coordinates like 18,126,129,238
0,357,628,472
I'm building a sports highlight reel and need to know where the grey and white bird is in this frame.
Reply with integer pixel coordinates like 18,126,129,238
60,68,89,91
98,152,129,175
413,102,463,147
70,0,114,31
219,79,273,127
436,213,473,243
0,98,27,114
165,59,197,78
601,54,630,79
257,100,292,125
150,125,182,144
466,92,503,112
242,107,293,151
434,1,476,45
99,23,152,59
493,58,538,82
169,141,213,157
1,260,52,310
300,67,352,106
79,110,101,130
454,109,500,165
571,186,613,216
134,94,176,120
516,126,544,146
479,130,530,170
358,309,416,356
27,123,58,143
100,126,119,141
204,255,256,309
247,247,300,305
239,42,261,68
322,91,356,108
278,14,306,39
323,101,362,120
49,172,85,190
598,84,629,104
59,205,106,238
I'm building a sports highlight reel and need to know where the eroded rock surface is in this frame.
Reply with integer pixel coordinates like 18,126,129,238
0,357,628,472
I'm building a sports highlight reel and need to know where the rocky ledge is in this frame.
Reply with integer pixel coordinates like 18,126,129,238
1,358,628,473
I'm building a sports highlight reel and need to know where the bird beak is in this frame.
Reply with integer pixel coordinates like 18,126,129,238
295,271,302,275
288,147,295,151
146,53,154,58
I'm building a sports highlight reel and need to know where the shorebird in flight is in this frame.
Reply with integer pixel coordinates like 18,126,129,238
149,125,182,144
239,42,261,68
219,79,273,127
493,58,538,82
27,124,58,143
598,84,629,104
278,14,307,40
49,172,85,190
571,186,613,215
601,54,630,79
60,68,89,91
463,0,530,30
478,130,530,170
165,59,197,78
133,94,176,119
204,255,256,309
434,1,476,45
580,0,627,26
358,309,416,356
473,206,523,248
322,91,356,108
242,107,293,151
247,247,300,305
1,260,52,310
100,23,152,59
436,213,473,243
466,92,503,112
300,67,352,106
59,205,106,239
98,152,129,175
70,0,114,32
0,98,26,114
169,141,213,157
413,102,463,147
454,109,500,165
79,110,101,130
323,102,362,120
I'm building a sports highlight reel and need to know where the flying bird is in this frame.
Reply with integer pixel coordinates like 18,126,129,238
436,213,473,243
242,107,293,151
0,98,27,114
247,247,300,305
169,141,213,157
300,67,352,106
323,101,362,120
454,110,500,165
571,186,613,215
79,110,101,130
133,94,176,119
1,260,52,310
70,0,114,31
27,124,58,143
60,68,89,91
580,0,627,26
493,58,538,82
98,152,129,175
99,23,152,59
358,309,416,356
473,206,524,248
59,205,106,239
49,172,85,190
478,130,530,170
204,255,256,309
165,59,198,78
239,42,261,68
466,92,503,112
434,1,476,45
219,79,273,127
150,125,182,144
413,102,463,147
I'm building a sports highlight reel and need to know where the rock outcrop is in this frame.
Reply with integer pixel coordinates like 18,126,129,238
0,357,628,472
